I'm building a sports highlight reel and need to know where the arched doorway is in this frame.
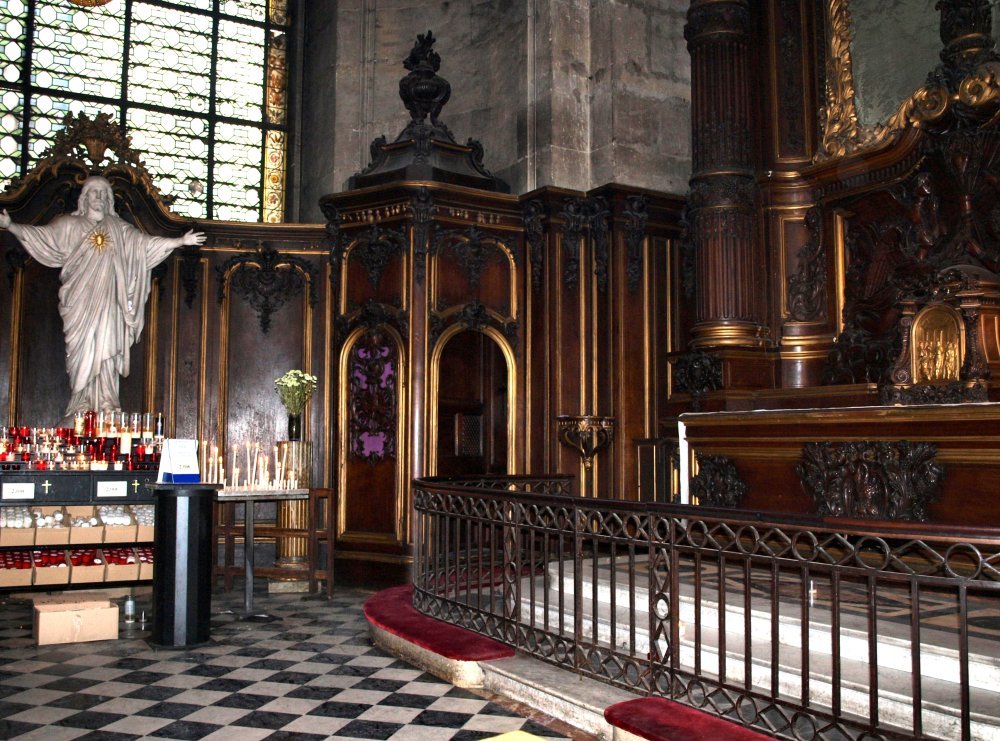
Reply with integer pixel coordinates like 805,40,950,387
435,329,509,476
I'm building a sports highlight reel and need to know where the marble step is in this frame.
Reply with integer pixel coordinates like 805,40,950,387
514,589,1000,741
542,558,1000,691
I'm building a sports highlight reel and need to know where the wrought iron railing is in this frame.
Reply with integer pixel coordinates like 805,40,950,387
412,475,1000,740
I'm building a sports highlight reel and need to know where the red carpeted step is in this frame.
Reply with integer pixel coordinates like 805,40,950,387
604,697,773,740
363,585,515,662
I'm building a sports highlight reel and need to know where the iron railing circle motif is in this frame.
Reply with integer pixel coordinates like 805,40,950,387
853,536,892,570
944,542,985,579
790,530,821,561
686,679,708,708
735,695,759,725
791,711,820,741
684,519,712,548
734,525,761,554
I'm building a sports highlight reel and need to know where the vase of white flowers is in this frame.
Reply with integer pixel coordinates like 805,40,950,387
274,369,318,442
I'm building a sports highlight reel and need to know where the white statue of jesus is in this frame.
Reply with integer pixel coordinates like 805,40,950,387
0,175,205,418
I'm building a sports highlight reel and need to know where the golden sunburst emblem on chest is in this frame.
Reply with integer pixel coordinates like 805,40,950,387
89,228,110,253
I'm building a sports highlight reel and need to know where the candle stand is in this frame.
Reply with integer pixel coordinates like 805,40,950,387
556,415,615,470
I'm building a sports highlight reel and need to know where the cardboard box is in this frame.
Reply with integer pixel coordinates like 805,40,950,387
0,566,33,587
0,549,33,587
102,522,136,543
135,524,154,542
103,548,139,581
33,507,69,546
137,546,154,580
69,549,106,584
0,525,34,547
32,550,70,586
34,598,119,645
65,506,104,545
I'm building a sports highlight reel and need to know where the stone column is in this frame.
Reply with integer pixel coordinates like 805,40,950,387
684,0,770,349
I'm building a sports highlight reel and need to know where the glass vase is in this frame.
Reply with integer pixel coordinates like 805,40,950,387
287,413,302,442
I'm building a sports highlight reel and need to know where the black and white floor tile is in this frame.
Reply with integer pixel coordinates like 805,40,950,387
0,586,590,740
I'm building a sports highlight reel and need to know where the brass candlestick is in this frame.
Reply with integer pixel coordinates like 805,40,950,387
556,415,615,470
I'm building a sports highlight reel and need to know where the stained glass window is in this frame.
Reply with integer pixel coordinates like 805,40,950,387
0,0,288,222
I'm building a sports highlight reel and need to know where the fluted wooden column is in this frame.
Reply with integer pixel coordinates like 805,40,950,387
685,0,770,349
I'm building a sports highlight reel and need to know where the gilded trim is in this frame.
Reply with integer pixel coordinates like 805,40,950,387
777,212,805,318
819,0,1000,160
426,323,517,475
833,210,847,333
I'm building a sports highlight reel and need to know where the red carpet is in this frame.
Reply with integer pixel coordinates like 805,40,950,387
604,697,773,740
363,585,514,661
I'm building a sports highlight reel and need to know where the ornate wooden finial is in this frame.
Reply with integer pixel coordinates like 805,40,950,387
400,30,451,128
44,112,143,170
346,30,508,193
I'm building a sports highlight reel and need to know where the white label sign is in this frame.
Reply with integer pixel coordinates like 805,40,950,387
96,480,128,498
2,482,35,500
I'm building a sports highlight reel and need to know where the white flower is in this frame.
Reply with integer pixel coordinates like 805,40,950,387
274,369,318,415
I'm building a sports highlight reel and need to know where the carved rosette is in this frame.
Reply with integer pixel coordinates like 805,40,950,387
690,454,747,508
673,350,723,411
216,243,318,333
797,441,943,521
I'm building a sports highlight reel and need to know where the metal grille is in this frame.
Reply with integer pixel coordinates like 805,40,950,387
454,413,483,457
0,0,288,222
413,475,1000,740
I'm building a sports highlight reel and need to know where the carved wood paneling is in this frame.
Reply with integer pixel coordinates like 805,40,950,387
691,453,747,508
797,441,942,521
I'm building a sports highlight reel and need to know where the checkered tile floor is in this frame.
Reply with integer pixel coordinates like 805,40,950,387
0,587,588,740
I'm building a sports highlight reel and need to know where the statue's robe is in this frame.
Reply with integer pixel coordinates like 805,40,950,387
10,214,176,416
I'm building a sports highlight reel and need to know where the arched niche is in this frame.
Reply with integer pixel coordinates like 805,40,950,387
337,324,406,547
911,304,963,384
430,327,514,476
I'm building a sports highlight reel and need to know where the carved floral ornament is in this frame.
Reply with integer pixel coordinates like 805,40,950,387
819,0,1000,160
797,441,942,522
216,243,318,333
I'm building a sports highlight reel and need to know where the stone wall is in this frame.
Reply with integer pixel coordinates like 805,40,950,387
296,0,691,221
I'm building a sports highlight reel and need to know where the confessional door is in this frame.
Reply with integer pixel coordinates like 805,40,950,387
433,329,509,476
